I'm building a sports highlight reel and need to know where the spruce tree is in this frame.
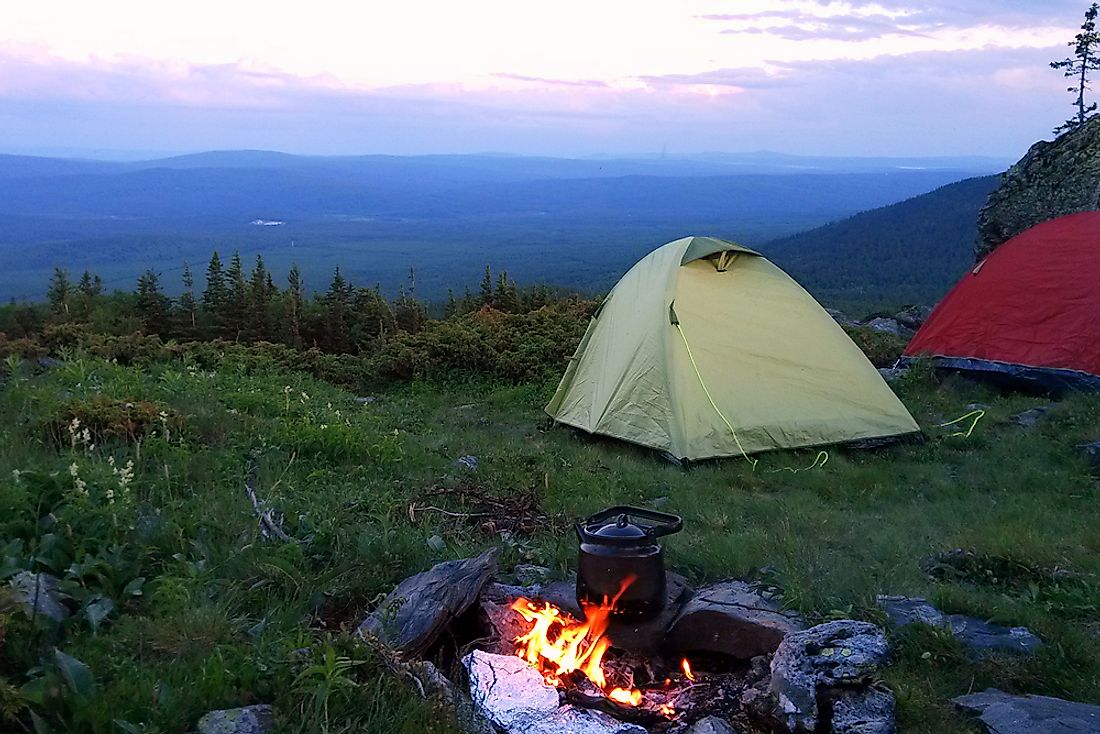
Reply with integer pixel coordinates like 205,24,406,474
177,263,198,335
1052,3,1100,133
321,267,352,352
46,267,72,321
75,270,103,321
202,252,227,317
479,264,494,308
225,251,248,339
248,254,272,341
135,270,170,334
287,264,305,348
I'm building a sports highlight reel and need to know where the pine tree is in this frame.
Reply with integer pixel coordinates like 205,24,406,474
287,265,305,348
444,289,458,318
247,254,273,341
1052,3,1100,133
202,252,227,315
75,270,103,321
321,267,352,352
494,270,520,313
393,269,427,333
479,264,494,308
46,267,72,321
177,263,198,336
225,251,248,339
136,270,170,334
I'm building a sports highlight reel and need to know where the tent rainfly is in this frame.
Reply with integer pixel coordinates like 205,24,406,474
545,236,919,461
903,211,1100,392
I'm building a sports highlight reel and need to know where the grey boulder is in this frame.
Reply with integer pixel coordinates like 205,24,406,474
665,580,804,659
877,596,1041,656
196,705,274,734
828,684,896,734
954,688,1100,734
768,620,890,732
358,548,499,658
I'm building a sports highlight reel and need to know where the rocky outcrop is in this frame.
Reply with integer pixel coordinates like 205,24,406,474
977,116,1100,259
954,689,1100,734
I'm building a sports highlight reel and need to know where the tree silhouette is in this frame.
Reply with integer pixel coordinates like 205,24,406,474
136,270,170,335
1052,3,1100,133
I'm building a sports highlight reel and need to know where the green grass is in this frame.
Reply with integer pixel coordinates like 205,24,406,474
0,352,1098,733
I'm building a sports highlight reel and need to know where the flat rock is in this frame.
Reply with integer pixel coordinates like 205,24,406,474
9,571,69,622
767,620,890,732
196,705,274,734
877,596,1041,656
954,688,1100,734
877,367,908,383
358,548,498,658
864,317,903,336
1008,405,1056,428
665,580,804,659
463,650,645,734
946,615,1042,657
828,684,896,734
877,596,946,628
1079,441,1100,477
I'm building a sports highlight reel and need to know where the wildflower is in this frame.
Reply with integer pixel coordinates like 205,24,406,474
68,417,81,450
69,462,79,478
11,469,21,482
69,462,87,496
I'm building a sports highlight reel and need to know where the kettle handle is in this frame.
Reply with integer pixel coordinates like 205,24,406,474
577,505,683,543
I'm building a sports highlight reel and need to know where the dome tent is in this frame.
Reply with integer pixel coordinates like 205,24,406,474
903,211,1100,393
545,236,919,461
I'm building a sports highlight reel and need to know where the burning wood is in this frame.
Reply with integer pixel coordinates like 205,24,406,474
506,575,703,722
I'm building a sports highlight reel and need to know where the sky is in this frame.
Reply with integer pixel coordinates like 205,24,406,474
0,1,1090,158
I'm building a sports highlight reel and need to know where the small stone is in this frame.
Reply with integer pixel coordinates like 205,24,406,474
877,367,908,383
954,688,1100,734
427,534,446,552
965,403,990,412
828,684,896,734
196,705,274,734
864,317,903,336
457,455,479,470
513,564,551,586
687,715,740,734
1008,405,1056,428
665,580,805,659
353,396,377,405
9,571,69,622
1079,441,1100,477
877,595,947,628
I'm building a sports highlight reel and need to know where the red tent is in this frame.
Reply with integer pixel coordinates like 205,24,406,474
903,211,1100,391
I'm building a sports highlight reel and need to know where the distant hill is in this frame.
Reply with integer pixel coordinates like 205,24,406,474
761,175,1000,310
0,151,1002,302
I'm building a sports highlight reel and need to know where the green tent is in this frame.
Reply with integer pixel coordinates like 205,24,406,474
545,236,919,461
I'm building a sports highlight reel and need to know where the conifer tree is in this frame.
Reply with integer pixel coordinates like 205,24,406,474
393,268,426,333
136,270,170,334
46,267,72,321
1052,3,1100,133
444,289,458,318
248,254,273,340
494,270,520,313
287,264,305,348
225,251,248,339
177,263,198,335
479,264,494,308
202,252,227,316
75,270,103,321
321,267,352,352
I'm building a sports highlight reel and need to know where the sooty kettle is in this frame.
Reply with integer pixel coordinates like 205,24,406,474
575,506,683,620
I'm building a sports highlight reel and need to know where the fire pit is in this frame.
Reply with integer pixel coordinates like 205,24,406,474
359,519,895,734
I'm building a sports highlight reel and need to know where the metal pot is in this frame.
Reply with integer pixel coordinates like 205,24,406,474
575,506,683,620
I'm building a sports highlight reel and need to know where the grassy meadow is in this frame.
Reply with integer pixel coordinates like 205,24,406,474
0,330,1098,733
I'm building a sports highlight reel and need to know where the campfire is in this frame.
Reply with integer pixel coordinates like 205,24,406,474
359,509,897,734
508,575,697,720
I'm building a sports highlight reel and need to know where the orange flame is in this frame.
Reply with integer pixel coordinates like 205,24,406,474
509,575,643,706
681,657,695,681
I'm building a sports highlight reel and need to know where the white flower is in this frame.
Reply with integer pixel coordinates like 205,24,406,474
69,462,79,477
11,469,21,482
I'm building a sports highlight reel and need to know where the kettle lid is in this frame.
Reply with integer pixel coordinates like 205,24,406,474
591,513,648,540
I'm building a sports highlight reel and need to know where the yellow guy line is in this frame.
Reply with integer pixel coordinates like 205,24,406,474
937,409,985,438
